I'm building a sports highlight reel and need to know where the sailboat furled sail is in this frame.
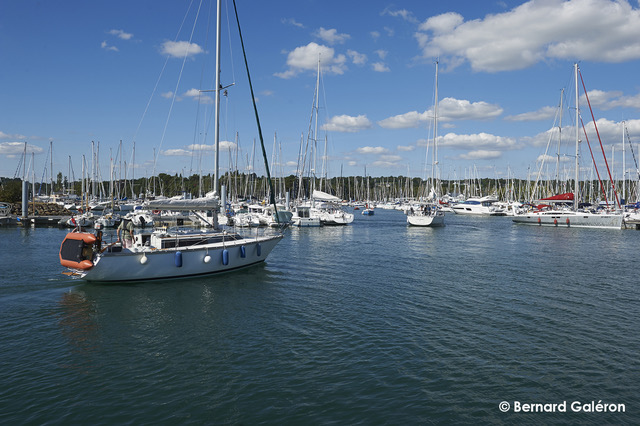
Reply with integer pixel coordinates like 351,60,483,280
59,0,284,281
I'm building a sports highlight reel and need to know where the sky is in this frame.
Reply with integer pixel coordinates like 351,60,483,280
2,0,640,185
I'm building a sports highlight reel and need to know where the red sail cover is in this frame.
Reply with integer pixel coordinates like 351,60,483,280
540,193,574,201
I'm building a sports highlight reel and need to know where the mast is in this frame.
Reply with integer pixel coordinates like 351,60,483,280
433,60,439,202
50,140,54,196
622,121,626,202
556,89,563,194
574,63,580,212
212,0,222,196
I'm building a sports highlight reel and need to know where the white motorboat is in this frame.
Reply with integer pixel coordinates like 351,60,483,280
451,196,506,216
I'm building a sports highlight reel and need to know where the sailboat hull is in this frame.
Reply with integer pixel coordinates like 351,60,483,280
407,211,445,227
512,211,623,229
74,234,283,282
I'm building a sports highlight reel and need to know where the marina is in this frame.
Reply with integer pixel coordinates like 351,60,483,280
3,0,640,423
1,209,638,423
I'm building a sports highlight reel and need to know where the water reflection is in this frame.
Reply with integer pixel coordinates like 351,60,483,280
56,290,100,373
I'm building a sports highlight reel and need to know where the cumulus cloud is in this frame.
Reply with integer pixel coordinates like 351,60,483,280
372,62,390,72
108,29,133,40
0,131,26,140
183,88,213,104
282,18,304,28
583,89,640,110
101,41,118,52
162,141,237,157
415,0,640,72
161,149,192,156
0,141,43,156
161,40,204,58
348,50,367,65
314,27,350,44
437,132,520,161
505,106,557,121
322,115,372,132
382,8,419,24
459,150,502,160
378,97,503,129
275,42,347,78
357,146,388,155
397,145,416,152
438,98,503,121
378,111,429,129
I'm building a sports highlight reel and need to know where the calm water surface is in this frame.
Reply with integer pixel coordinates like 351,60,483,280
1,210,638,424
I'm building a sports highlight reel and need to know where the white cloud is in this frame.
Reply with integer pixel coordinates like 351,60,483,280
372,62,390,72
108,29,133,40
438,98,503,121
183,88,213,104
505,106,557,121
101,41,118,52
382,8,419,24
378,111,428,129
584,89,640,110
162,141,236,157
161,149,192,156
416,0,640,72
370,31,380,40
161,40,204,58
0,132,26,140
397,145,416,152
314,27,350,44
378,97,503,129
282,18,304,28
275,42,347,79
419,12,464,34
439,132,520,152
322,115,372,132
348,50,367,65
459,150,502,160
0,141,44,156
357,146,388,155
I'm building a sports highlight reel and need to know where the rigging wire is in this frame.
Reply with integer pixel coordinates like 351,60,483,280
231,0,280,225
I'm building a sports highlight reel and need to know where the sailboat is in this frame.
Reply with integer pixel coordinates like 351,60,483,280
512,64,623,229
407,61,445,227
59,0,284,281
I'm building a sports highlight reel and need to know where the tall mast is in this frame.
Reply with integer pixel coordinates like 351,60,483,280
213,0,222,196
574,63,579,212
50,140,54,196
312,56,320,197
433,60,439,201
557,89,563,194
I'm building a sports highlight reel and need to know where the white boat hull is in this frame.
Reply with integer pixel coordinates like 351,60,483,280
76,234,283,282
407,211,445,227
512,211,623,229
293,217,321,227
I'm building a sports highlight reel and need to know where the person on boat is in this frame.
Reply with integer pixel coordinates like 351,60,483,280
117,218,134,248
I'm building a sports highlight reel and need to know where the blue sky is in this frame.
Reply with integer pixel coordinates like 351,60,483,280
2,0,640,184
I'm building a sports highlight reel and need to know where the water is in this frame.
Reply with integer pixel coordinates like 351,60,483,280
1,211,639,424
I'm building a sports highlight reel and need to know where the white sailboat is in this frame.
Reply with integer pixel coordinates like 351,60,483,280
512,64,623,229
407,61,445,227
59,0,284,281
